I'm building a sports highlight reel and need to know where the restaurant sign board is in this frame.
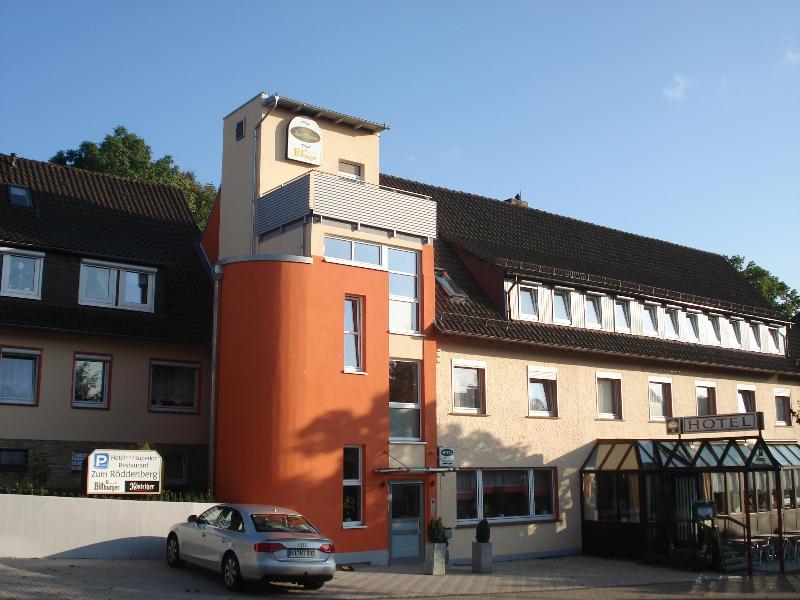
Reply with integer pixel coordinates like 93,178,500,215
666,412,764,435
86,449,162,495
286,116,322,166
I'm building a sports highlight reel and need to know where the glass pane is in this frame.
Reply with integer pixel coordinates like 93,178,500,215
453,366,482,410
533,470,553,515
520,288,538,317
150,365,197,408
353,242,380,265
389,299,418,332
0,354,36,402
456,471,478,520
776,397,791,424
712,318,722,342
597,379,619,416
697,387,712,416
344,298,358,332
615,301,630,329
601,443,631,471
344,334,360,369
666,311,679,336
649,382,665,419
390,407,420,439
782,470,796,509
554,292,571,321
751,324,761,349
583,443,612,471
727,473,743,513
483,470,529,518
583,473,598,520
389,361,419,405
7,255,36,292
687,315,699,340
711,472,728,514
391,483,420,519
528,380,552,414
388,248,417,274
8,186,31,207
722,444,745,467
390,273,417,298
619,472,640,522
325,237,351,260
598,473,617,521
123,271,149,304
343,447,360,481
586,296,601,325
343,485,361,523
74,360,106,404
84,266,111,300
637,441,656,468
644,306,658,334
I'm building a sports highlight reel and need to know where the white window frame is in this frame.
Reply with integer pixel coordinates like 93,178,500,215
343,296,364,373
0,248,44,300
149,360,201,413
685,311,701,343
527,366,557,417
750,322,762,351
596,372,623,420
452,359,486,415
78,259,155,313
736,384,757,413
708,314,723,345
642,303,659,337
388,247,420,334
731,319,743,348
72,353,111,409
323,236,383,270
343,445,363,527
455,468,556,524
552,288,572,325
388,359,421,441
775,389,792,427
585,293,603,329
518,285,540,321
695,380,717,416
614,297,632,333
664,307,681,339
767,327,782,354
648,377,672,422
0,347,41,405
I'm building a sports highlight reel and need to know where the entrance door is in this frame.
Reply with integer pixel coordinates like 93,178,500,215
674,475,698,545
389,482,423,564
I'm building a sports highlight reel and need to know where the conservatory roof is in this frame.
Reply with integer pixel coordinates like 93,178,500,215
580,437,800,473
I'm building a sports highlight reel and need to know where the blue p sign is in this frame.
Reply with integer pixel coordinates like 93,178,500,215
93,452,109,469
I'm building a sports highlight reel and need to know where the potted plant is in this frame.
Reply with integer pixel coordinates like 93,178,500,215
425,517,447,575
472,518,492,573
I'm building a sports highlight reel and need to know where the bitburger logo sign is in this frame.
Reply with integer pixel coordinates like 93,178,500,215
286,116,322,166
86,449,163,495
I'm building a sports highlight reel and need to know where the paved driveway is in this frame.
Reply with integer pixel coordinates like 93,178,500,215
0,555,724,599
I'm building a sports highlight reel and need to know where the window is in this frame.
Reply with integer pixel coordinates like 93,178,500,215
8,185,32,208
0,449,27,472
727,472,743,513
596,374,622,420
685,313,700,342
235,118,245,141
70,452,87,472
614,299,631,332
436,270,466,298
323,236,382,267
750,323,762,350
150,361,200,412
343,446,362,526
648,379,672,421
72,354,111,408
782,470,796,509
198,505,224,526
0,347,40,405
528,366,557,417
164,455,189,486
731,320,743,347
79,260,155,312
389,360,420,440
553,289,571,324
338,160,364,181
709,473,728,515
748,472,771,513
776,390,792,426
736,386,756,413
582,472,640,523
696,383,716,416
585,295,602,328
519,286,539,320
0,249,43,300
643,304,658,336
388,248,419,333
665,308,680,338
452,360,485,414
710,316,722,344
768,327,783,353
456,468,555,522
344,296,363,372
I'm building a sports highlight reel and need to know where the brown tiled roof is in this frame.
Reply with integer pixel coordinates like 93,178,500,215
381,174,798,375
0,154,211,343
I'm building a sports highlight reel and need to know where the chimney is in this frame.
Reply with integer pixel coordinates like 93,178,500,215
505,192,528,208
10,153,17,168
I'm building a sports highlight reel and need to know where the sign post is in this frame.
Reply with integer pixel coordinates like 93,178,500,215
86,449,163,495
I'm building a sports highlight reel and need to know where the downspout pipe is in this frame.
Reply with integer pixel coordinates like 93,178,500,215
250,94,280,254
208,265,222,493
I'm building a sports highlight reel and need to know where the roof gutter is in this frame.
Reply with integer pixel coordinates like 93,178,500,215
208,264,222,493
249,94,280,255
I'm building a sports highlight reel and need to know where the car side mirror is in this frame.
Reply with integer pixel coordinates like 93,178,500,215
187,515,197,523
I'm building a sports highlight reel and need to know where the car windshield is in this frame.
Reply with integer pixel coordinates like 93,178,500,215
251,513,319,533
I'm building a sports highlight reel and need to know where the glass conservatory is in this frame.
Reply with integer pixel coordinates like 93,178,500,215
580,437,800,574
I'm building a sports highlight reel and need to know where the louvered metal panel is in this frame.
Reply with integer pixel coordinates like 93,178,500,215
312,172,436,239
255,175,311,235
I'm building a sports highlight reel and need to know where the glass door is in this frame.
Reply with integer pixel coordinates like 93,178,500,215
389,482,423,563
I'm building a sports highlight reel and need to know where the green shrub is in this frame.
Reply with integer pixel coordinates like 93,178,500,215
476,518,491,543
427,517,446,544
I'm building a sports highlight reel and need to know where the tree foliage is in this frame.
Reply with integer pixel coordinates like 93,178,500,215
50,126,217,228
725,255,800,319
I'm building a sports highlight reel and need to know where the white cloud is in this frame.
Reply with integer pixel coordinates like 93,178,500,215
785,49,800,65
663,74,690,100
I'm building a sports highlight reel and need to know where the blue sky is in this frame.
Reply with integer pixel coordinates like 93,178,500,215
2,1,798,288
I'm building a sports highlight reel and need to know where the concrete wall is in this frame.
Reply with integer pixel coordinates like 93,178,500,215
0,494,214,559
436,337,800,562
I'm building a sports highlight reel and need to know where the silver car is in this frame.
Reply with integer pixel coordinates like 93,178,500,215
166,503,336,591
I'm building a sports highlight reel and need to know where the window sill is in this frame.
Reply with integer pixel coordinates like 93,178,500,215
776,423,793,428
450,412,490,417
324,256,386,272
0,399,36,407
596,416,623,421
0,291,41,300
343,369,368,376
149,406,199,415
456,517,559,528
389,440,426,445
526,414,558,419
649,418,666,423
388,330,424,338
342,524,367,529
72,404,109,410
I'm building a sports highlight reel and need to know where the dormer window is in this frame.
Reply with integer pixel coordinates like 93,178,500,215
710,315,722,344
7,185,32,208
79,259,155,313
519,286,539,320
553,289,572,324
643,304,659,336
614,299,631,333
436,270,466,299
768,327,782,353
685,313,700,342
750,322,762,350
585,294,603,328
665,308,680,338
0,248,43,300
731,319,743,347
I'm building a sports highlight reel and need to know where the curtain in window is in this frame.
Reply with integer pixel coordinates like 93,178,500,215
597,379,620,416
0,354,36,402
456,471,478,520
482,470,529,518
151,365,196,407
648,383,665,419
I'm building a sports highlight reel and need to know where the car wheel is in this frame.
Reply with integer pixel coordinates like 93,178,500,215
222,552,243,591
302,580,325,590
166,534,183,567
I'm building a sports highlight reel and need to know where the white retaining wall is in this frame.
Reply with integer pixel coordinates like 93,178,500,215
0,494,214,559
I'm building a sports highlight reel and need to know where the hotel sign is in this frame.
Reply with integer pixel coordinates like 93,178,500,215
666,412,764,435
86,449,162,495
286,116,322,166
438,447,455,468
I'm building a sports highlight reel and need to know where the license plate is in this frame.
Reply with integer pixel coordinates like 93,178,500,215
287,548,316,558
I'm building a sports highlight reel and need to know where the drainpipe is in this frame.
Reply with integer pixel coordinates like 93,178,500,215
208,265,222,494
250,94,280,254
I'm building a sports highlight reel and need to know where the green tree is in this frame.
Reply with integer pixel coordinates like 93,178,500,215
725,255,800,319
50,126,217,228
